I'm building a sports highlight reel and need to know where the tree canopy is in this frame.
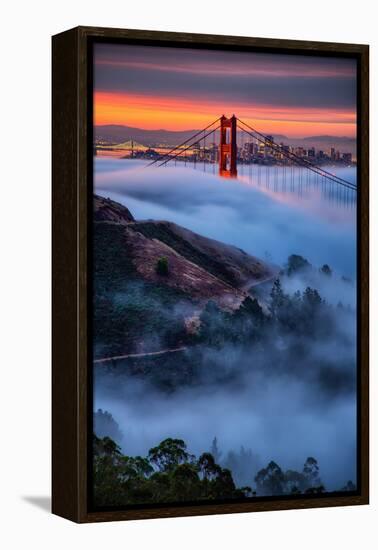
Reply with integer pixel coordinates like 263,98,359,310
93,433,353,507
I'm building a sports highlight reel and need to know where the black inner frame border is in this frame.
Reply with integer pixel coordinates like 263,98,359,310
86,34,362,513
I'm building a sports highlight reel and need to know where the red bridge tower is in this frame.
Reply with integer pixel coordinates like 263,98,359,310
219,115,237,177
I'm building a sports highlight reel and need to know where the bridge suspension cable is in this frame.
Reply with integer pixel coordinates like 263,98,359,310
145,117,221,168
237,118,357,191
156,125,221,168
147,115,356,193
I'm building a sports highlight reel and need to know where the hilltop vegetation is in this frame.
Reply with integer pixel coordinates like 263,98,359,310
94,220,190,358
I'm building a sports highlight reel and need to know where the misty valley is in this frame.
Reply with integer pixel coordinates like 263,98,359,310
92,161,357,507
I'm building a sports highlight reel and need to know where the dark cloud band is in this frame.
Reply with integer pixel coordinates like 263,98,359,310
94,43,357,111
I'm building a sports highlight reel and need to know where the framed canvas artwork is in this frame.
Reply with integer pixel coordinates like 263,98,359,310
52,26,369,522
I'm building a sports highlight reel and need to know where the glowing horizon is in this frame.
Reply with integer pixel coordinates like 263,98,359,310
94,91,356,138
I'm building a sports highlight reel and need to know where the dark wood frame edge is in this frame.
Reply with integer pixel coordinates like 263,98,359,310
52,26,369,524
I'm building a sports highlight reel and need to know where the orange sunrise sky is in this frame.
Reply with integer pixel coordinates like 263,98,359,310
93,44,357,138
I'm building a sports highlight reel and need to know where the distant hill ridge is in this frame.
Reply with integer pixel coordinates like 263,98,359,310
95,124,356,154
98,139,149,151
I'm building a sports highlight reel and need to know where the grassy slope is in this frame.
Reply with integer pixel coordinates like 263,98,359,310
133,221,240,287
93,222,193,358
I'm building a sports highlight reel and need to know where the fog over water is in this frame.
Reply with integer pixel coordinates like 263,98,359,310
94,158,357,492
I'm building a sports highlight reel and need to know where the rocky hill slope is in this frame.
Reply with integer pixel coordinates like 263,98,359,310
93,194,277,357
94,194,276,310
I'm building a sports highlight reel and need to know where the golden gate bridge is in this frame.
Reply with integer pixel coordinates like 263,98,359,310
145,115,357,204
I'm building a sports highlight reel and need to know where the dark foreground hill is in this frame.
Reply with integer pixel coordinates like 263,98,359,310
93,194,277,357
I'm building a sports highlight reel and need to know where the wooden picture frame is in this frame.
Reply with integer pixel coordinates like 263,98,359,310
52,26,369,523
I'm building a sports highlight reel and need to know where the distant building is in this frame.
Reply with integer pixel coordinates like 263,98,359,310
342,152,352,163
209,145,218,162
242,141,256,160
265,135,274,155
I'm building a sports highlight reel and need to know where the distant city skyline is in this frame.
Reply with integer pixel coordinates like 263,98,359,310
94,44,357,139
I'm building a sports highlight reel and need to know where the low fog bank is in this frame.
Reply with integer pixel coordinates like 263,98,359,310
94,370,356,491
94,159,357,278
